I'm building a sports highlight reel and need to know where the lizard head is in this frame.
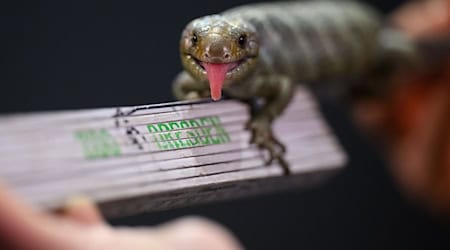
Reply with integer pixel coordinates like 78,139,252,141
180,15,259,100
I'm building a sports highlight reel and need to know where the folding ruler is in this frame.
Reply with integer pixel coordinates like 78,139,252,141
0,86,346,218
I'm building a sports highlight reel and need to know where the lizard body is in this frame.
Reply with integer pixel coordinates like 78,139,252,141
172,0,414,174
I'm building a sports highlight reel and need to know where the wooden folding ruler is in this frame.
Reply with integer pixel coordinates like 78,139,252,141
0,86,346,218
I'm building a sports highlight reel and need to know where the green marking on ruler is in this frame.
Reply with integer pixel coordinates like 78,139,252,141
75,129,121,159
147,116,231,150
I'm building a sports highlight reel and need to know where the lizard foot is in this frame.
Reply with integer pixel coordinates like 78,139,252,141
246,118,290,175
184,91,202,100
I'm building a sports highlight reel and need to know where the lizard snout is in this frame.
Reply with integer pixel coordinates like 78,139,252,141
202,38,232,63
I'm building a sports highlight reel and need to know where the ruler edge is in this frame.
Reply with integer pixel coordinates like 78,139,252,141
98,166,343,218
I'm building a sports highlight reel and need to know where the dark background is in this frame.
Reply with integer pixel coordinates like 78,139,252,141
1,0,450,249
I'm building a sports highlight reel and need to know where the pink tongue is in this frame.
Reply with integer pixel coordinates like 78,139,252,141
202,63,230,101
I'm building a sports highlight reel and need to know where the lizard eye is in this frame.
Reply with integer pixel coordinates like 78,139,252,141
192,33,198,45
238,35,246,47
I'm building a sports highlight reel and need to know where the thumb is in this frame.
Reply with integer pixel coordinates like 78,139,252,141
61,195,105,225
155,216,244,250
112,216,244,250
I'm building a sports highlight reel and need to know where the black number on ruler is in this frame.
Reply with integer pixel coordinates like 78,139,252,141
114,108,147,150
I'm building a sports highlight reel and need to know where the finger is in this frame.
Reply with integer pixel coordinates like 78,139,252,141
0,183,110,250
0,183,56,249
101,217,244,249
156,216,244,250
62,195,105,225
391,68,450,211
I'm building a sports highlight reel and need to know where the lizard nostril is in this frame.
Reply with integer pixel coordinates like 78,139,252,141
224,53,230,59
204,52,209,58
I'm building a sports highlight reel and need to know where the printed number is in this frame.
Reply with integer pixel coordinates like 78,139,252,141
75,129,121,159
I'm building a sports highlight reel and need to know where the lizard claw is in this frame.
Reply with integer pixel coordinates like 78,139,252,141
246,118,290,175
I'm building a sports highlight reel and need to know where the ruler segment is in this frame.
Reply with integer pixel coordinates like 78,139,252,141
0,86,346,217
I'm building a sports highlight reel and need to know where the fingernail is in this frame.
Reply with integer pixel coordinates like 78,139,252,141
65,195,93,209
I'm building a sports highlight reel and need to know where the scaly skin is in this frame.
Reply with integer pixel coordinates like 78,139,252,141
172,13,294,173
172,1,406,174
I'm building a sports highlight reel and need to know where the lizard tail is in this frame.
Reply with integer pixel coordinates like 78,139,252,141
414,34,450,70
378,28,419,69
344,28,449,100
379,26,450,72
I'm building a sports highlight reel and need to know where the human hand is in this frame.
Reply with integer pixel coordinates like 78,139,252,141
351,0,450,215
390,0,450,39
0,184,243,250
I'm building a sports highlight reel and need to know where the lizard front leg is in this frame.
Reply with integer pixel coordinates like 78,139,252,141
172,71,210,100
246,75,295,174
